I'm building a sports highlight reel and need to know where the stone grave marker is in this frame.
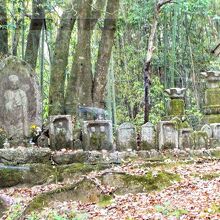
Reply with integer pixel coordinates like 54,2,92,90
201,124,212,138
49,115,73,150
116,123,137,151
0,57,41,143
140,122,156,150
179,128,193,150
82,120,113,151
158,121,178,149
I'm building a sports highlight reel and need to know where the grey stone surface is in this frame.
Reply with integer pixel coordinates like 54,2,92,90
158,121,179,149
201,124,212,138
49,115,73,150
179,128,193,150
52,150,89,165
0,147,51,164
0,57,41,141
116,123,137,151
165,88,186,99
210,123,220,140
141,122,156,149
201,71,220,89
82,120,113,151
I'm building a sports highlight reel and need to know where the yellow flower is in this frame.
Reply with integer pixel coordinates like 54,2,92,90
31,125,37,129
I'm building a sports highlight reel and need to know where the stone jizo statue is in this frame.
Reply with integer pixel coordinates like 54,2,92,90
4,75,29,138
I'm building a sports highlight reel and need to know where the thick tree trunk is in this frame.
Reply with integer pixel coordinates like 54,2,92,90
65,0,93,115
48,0,78,115
92,0,120,108
25,0,45,70
0,0,8,55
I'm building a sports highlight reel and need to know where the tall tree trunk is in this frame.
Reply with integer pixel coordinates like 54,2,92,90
48,0,78,115
25,0,45,69
0,0,8,56
65,0,93,115
92,0,120,108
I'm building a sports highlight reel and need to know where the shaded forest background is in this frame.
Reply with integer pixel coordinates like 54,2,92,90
0,0,219,129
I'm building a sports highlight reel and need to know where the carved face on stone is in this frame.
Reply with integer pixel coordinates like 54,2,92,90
8,75,20,90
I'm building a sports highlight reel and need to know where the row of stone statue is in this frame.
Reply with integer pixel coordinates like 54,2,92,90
1,56,220,151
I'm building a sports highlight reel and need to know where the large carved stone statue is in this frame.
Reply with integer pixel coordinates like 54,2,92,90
4,75,29,138
0,56,42,143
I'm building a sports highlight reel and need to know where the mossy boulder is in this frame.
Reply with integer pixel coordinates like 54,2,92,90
22,178,103,215
0,147,51,165
100,171,180,195
0,163,109,188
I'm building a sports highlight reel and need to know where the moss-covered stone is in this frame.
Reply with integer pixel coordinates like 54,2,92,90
122,171,180,192
205,88,220,106
0,168,24,187
101,171,180,195
98,195,113,207
23,178,103,215
140,141,155,151
190,131,208,149
0,163,108,188
169,99,185,116
203,114,220,123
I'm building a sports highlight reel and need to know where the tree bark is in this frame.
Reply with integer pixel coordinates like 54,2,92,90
65,0,93,115
25,0,45,70
143,0,172,123
92,0,120,108
0,0,8,56
48,0,78,115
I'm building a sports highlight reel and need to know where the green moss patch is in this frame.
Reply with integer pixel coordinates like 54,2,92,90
98,195,113,207
122,171,180,192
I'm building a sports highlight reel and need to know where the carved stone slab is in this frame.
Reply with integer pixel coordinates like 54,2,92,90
141,122,156,150
158,121,178,150
116,123,137,151
0,57,41,141
179,128,193,150
82,120,113,151
49,115,73,150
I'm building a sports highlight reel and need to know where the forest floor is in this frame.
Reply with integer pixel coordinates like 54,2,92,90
1,157,220,220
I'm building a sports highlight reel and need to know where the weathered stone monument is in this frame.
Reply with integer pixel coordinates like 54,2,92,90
49,115,73,150
140,122,156,150
82,120,113,151
0,57,41,144
158,121,179,149
116,123,137,151
165,88,186,117
201,71,220,123
179,128,192,149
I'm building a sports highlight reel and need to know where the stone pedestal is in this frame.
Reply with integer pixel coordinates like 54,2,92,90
201,71,220,123
165,88,186,118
